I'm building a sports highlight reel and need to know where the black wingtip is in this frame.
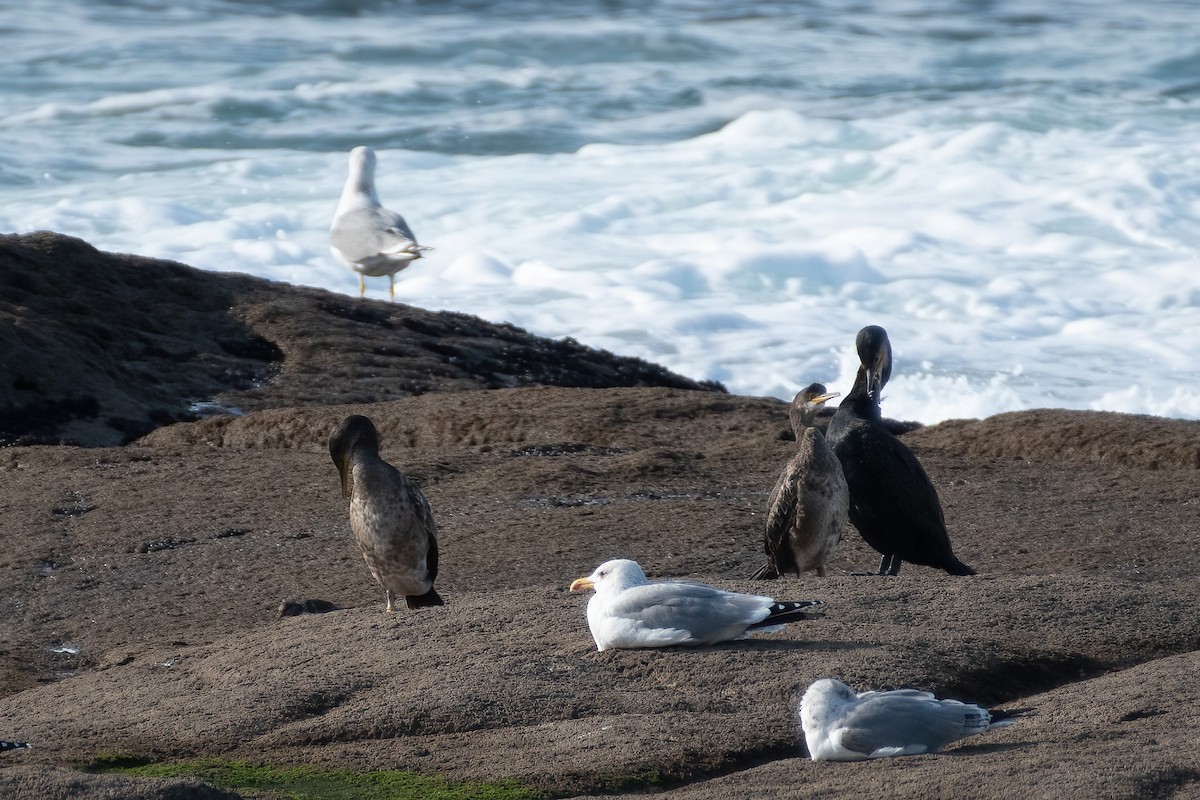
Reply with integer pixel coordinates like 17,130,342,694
406,588,444,609
0,740,32,751
773,600,823,613
747,599,824,629
744,599,820,633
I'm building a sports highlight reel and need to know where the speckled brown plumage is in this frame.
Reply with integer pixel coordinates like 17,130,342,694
329,414,443,611
754,384,848,579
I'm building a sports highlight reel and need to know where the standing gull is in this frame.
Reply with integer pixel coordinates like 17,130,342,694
569,559,822,651
753,383,848,579
330,145,429,301
329,414,443,611
826,326,975,576
800,678,1019,761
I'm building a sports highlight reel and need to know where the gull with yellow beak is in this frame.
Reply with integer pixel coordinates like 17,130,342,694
569,559,822,651
329,414,442,611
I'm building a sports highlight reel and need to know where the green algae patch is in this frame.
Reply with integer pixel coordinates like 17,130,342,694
84,756,543,800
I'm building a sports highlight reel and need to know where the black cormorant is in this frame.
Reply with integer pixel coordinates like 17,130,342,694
826,327,974,576
855,324,892,395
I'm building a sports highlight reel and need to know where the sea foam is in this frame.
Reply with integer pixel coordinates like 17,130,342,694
2,1,1199,424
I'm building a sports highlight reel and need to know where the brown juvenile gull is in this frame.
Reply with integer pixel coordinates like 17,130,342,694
330,145,429,301
826,325,975,576
800,678,1021,761
569,559,822,651
752,383,848,579
329,414,442,611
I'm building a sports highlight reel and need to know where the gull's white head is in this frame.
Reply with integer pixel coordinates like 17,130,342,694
569,558,648,596
349,145,377,174
345,145,379,201
800,678,858,734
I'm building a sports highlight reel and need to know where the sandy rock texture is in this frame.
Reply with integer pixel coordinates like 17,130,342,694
1,235,1198,799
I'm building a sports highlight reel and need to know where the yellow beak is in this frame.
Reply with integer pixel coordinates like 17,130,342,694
569,577,595,593
812,391,840,406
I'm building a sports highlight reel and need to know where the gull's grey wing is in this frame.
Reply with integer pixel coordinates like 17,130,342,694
372,205,418,243
856,689,937,702
331,205,419,266
606,582,769,641
836,694,989,756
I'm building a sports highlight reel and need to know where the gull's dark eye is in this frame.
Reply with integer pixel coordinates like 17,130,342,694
599,570,608,578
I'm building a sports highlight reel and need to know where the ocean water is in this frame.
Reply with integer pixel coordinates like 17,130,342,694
3,0,1200,424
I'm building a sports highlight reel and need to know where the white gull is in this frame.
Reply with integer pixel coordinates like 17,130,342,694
800,677,1020,761
330,145,428,301
569,558,822,651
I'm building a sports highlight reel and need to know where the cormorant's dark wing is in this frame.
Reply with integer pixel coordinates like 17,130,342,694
845,423,956,567
763,459,801,577
408,481,439,582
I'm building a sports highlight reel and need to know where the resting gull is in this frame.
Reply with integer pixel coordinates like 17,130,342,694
800,678,1019,761
329,414,442,611
569,559,822,651
330,145,429,301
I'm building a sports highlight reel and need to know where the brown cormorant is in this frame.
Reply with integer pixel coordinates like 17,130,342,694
753,384,849,579
329,414,443,610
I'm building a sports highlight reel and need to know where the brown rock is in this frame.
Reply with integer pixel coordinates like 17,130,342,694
0,231,719,447
2,236,1198,799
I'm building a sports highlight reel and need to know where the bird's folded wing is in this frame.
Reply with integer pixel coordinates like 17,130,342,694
607,583,769,636
381,227,423,255
763,465,800,573
374,207,417,241
332,207,419,261
856,689,937,702
839,696,983,755
835,723,931,759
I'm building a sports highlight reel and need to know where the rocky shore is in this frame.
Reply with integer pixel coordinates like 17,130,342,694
1,233,1197,799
